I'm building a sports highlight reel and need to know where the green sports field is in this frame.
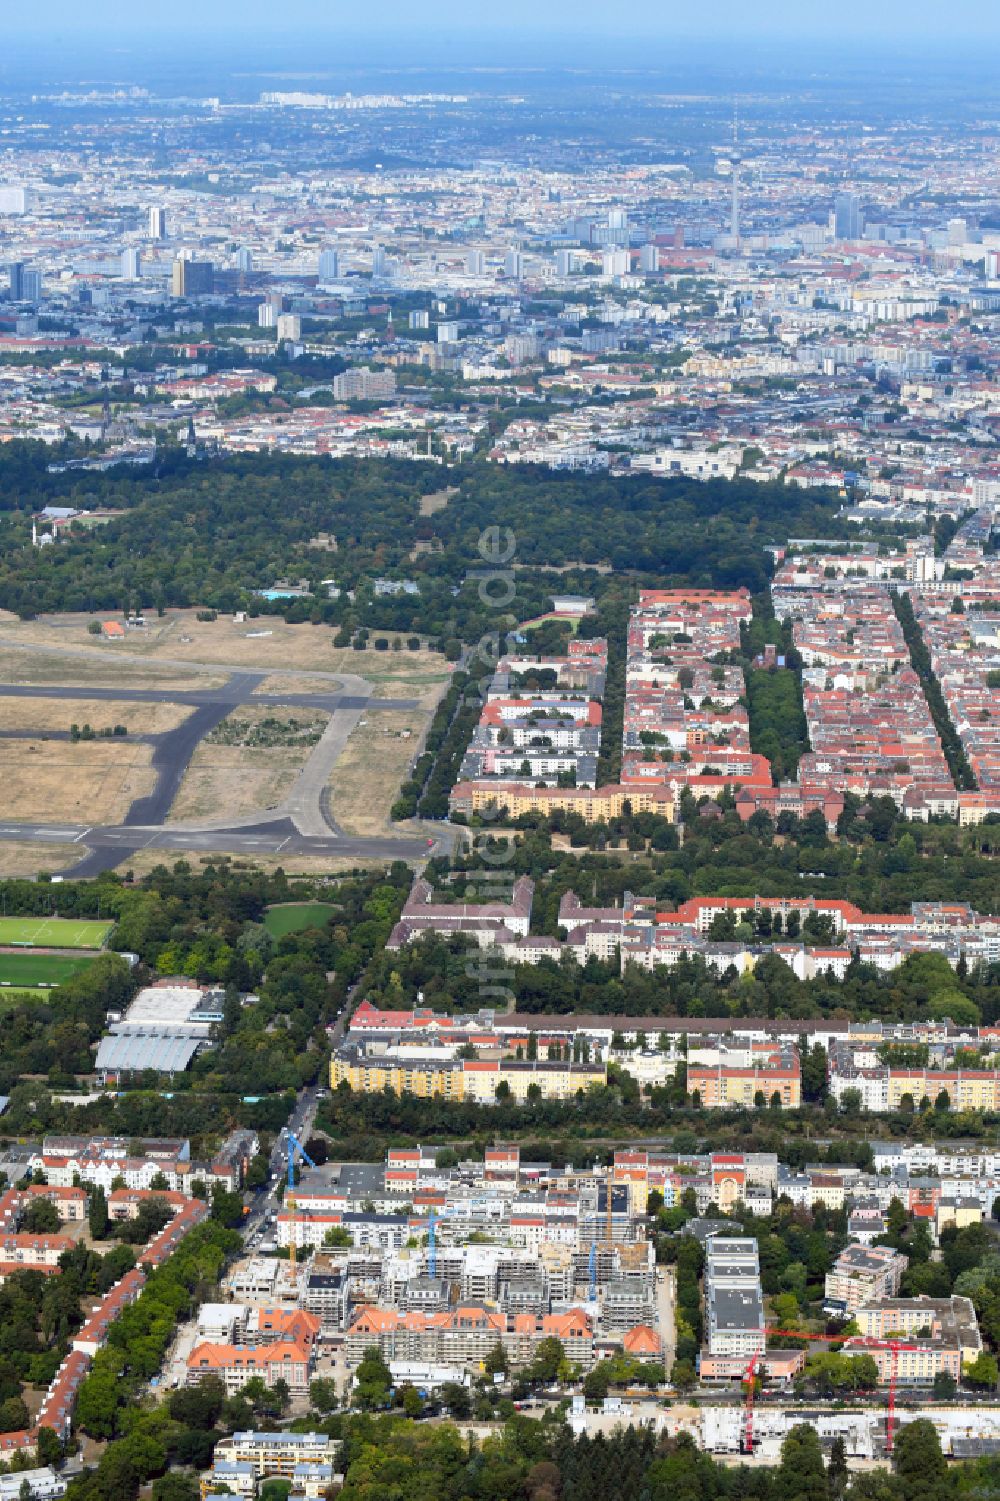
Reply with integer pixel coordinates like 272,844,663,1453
0,953,97,989
263,902,337,938
0,916,113,949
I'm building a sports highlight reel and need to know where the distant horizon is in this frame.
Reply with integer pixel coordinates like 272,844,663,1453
3,25,1000,94
6,0,1000,48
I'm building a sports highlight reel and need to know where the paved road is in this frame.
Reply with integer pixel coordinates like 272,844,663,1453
123,673,264,826
0,639,444,875
244,1084,322,1243
0,682,417,713
53,821,433,877
656,1264,676,1374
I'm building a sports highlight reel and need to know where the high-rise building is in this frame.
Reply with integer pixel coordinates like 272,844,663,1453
638,244,660,274
555,249,577,276
171,257,214,297
986,250,1000,280
408,309,430,331
235,247,253,273
276,313,302,342
332,367,397,401
7,262,24,300
318,248,340,282
602,249,629,279
437,320,460,344
834,193,863,242
258,302,276,328
371,245,387,279
505,333,540,365
947,218,969,247
606,208,630,248
0,187,27,216
465,249,485,276
121,248,142,281
504,248,523,280
148,206,167,241
21,270,41,303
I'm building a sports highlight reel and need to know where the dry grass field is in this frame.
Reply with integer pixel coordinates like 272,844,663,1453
166,706,327,823
115,848,389,878
327,709,427,837
0,645,222,692
0,739,155,823
0,840,80,878
253,673,344,696
0,611,340,674
325,647,452,700
166,746,310,823
0,616,454,699
0,698,193,734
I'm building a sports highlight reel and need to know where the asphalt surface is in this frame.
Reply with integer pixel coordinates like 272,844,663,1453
245,1083,322,1242
124,696,243,826
3,818,434,878
0,649,444,876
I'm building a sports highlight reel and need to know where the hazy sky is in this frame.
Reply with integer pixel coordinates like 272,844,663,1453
10,0,1000,42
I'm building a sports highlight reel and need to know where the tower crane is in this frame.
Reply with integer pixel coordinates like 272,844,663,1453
740,1328,917,1455
284,1131,316,1270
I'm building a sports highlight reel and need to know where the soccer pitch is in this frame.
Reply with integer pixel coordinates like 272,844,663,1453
0,953,96,988
0,916,113,949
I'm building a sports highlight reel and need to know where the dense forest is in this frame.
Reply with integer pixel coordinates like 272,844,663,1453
0,444,848,629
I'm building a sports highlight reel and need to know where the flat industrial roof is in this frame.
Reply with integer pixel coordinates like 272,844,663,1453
95,1033,201,1073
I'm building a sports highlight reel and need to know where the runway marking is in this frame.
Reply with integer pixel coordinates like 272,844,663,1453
74,827,93,843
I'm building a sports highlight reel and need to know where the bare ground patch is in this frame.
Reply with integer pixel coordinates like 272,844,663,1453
327,709,429,836
0,740,155,823
418,486,458,517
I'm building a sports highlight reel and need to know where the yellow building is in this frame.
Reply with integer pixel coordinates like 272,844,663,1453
329,1053,465,1100
886,1069,1000,1112
448,781,675,823
330,1048,606,1103
687,1061,801,1110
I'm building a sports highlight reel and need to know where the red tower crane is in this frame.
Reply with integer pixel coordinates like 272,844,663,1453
739,1329,918,1455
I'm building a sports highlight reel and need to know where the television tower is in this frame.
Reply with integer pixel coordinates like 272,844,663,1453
730,100,741,244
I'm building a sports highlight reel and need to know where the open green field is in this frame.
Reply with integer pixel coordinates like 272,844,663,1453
263,902,337,938
0,953,96,988
0,916,112,949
